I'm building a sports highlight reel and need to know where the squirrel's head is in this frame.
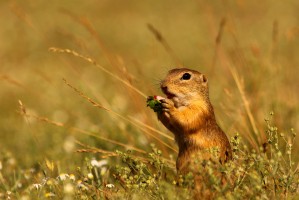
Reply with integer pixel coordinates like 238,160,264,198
160,68,209,107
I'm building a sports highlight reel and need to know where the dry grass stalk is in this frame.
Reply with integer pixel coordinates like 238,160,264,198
75,140,117,156
214,22,264,147
10,2,34,29
129,117,174,141
19,79,176,156
136,126,177,153
49,48,178,151
211,17,226,74
63,78,110,111
271,20,279,62
228,65,264,146
18,100,146,154
147,23,183,67
76,140,175,167
215,50,258,147
1,74,26,89
62,78,175,148
49,47,147,98
60,10,117,67
64,79,177,152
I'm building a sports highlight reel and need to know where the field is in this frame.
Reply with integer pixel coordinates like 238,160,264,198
1,0,299,199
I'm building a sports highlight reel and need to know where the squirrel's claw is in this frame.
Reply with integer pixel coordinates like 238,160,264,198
161,99,175,113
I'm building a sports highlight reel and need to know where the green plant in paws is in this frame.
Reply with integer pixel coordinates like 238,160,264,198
146,96,164,114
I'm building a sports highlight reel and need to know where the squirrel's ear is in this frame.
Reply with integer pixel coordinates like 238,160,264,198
201,74,208,85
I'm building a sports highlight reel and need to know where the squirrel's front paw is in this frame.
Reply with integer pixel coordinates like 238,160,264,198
160,99,175,113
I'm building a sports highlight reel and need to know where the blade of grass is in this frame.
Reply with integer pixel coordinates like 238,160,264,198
147,23,183,67
75,140,176,167
227,64,261,146
19,109,146,154
129,116,174,141
49,47,147,98
211,17,226,75
62,79,175,147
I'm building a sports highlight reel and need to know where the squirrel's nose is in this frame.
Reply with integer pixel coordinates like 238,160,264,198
161,85,168,93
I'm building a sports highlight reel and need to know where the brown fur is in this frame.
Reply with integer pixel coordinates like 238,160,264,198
158,68,232,173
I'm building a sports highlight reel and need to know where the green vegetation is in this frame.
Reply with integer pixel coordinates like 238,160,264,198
146,96,163,114
0,1,298,199
1,114,298,199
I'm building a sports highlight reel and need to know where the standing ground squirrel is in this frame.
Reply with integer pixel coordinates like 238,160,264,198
157,68,232,173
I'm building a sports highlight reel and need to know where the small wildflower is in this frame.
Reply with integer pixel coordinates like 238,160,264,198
45,192,55,198
29,168,36,173
64,183,74,194
91,159,107,168
24,172,31,180
32,184,42,190
77,180,89,191
283,175,288,179
69,174,76,181
105,183,115,189
255,185,262,191
100,167,107,176
87,173,94,180
7,194,11,200
17,182,22,188
46,179,55,186
57,173,69,181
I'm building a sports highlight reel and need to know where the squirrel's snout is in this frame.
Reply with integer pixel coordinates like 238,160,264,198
161,85,175,99
161,85,168,93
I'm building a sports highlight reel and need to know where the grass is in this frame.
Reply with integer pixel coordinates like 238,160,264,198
1,0,299,199
1,115,299,199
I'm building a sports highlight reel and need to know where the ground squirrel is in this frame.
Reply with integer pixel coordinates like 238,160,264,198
157,68,232,173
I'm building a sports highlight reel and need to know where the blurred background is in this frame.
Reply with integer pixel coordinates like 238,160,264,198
1,0,298,168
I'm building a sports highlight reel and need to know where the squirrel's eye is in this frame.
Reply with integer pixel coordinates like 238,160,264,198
181,73,191,80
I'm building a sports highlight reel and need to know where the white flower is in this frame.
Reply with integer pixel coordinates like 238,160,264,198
17,182,22,188
32,184,42,190
57,173,69,181
69,174,76,181
105,184,115,189
77,181,89,191
90,159,107,168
